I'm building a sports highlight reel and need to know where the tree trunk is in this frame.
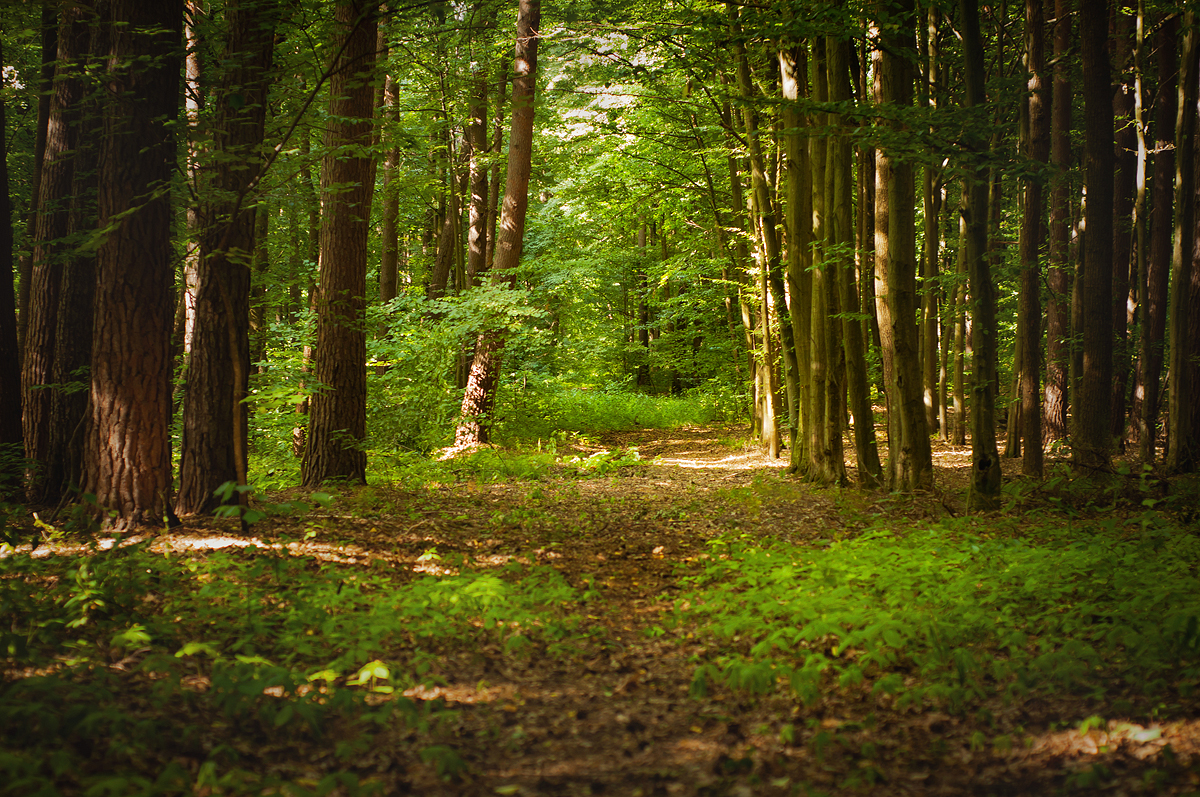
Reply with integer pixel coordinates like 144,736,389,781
1020,0,1049,477
829,34,881,486
86,0,183,528
380,74,400,302
1073,0,1116,473
1166,12,1199,473
301,0,377,486
961,0,1001,510
1135,14,1178,462
920,2,941,435
876,0,932,492
177,0,277,515
1110,13,1137,447
0,39,21,471
467,66,489,287
455,0,541,447
22,7,89,503
1044,0,1072,446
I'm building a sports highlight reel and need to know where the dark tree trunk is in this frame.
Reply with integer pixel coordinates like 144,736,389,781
1044,0,1072,447
1134,13,1178,462
1074,0,1115,472
1166,12,1198,473
22,7,89,503
86,0,183,528
0,39,21,472
1020,0,1049,477
380,75,400,302
961,0,1001,509
456,0,541,447
1110,14,1137,446
177,0,277,515
301,0,378,486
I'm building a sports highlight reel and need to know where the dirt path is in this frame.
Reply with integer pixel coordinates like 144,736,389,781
84,427,1197,795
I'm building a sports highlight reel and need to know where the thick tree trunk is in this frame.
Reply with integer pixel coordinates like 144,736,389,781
1074,0,1116,472
301,0,377,486
1019,0,1049,477
22,8,89,503
455,0,541,447
1166,13,1199,473
177,0,277,515
86,0,183,528
876,0,932,492
961,0,1001,510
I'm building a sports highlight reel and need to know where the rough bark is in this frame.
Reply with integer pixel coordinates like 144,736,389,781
301,0,378,486
86,0,183,528
962,0,1001,510
1110,14,1137,446
1019,0,1049,476
0,39,21,471
455,0,541,447
380,73,400,302
1044,0,1072,445
1166,12,1198,473
877,0,932,492
1073,0,1116,472
467,66,489,287
920,3,941,435
177,0,277,515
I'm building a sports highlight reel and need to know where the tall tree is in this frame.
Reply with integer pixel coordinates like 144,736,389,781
455,0,542,446
1073,0,1116,472
875,0,932,491
177,0,278,514
961,0,1000,509
301,0,378,486
1044,0,1072,445
0,39,21,476
1019,0,1049,476
1166,11,1198,473
86,0,183,528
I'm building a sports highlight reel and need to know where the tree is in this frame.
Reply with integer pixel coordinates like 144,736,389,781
1166,12,1198,474
85,0,183,528
177,0,278,515
0,39,21,478
961,0,1000,510
301,0,378,487
1073,0,1115,472
1043,0,1071,446
456,0,542,447
875,0,932,492
1018,0,1049,477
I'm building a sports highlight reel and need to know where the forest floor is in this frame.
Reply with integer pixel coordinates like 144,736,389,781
6,426,1200,796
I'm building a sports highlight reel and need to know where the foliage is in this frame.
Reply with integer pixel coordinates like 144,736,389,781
676,512,1200,712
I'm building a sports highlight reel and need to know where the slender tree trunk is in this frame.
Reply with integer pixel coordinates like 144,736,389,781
780,41,812,475
1044,0,1072,446
829,33,881,486
86,0,183,528
467,67,489,287
920,2,941,435
1166,12,1199,473
177,0,277,514
961,0,1001,509
809,37,832,480
1110,14,1137,447
1135,14,1178,462
380,74,400,302
455,0,541,447
952,226,968,447
1019,0,1049,476
486,62,506,272
301,0,377,486
0,39,21,468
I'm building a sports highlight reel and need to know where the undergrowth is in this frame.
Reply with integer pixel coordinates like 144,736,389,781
674,511,1200,715
0,537,595,795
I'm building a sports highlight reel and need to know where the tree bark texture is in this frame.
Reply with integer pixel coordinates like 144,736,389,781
1074,0,1116,472
1167,12,1198,473
301,0,377,486
380,74,401,301
1020,0,1049,476
961,0,1001,510
86,0,183,528
177,0,277,514
1110,14,1137,444
1044,0,1072,446
456,0,541,447
467,68,489,287
0,39,21,467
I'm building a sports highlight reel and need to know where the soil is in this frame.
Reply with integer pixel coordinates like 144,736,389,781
21,426,1200,795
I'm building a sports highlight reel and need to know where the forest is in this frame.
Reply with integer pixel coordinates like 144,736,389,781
2,0,1200,794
